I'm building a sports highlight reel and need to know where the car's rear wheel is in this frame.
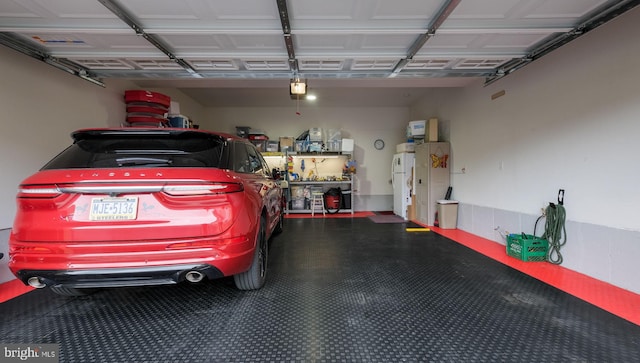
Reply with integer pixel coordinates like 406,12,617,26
234,217,267,290
50,286,98,297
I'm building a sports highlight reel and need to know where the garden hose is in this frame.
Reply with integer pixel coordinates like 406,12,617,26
542,203,566,264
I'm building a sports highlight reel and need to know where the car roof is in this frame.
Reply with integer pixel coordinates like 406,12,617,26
71,127,245,143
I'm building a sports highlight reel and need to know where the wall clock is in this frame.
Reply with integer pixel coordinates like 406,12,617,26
374,139,385,150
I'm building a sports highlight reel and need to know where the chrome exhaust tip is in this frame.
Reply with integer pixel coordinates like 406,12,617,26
185,271,204,283
27,277,46,289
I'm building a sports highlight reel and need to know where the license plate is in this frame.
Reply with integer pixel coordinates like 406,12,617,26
89,197,138,221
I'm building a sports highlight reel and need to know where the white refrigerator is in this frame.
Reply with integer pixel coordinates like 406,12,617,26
391,152,415,219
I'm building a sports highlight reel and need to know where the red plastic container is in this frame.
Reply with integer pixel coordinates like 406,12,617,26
124,90,171,108
248,134,268,140
126,104,168,115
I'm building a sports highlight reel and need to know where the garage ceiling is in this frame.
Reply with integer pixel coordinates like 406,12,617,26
0,0,637,107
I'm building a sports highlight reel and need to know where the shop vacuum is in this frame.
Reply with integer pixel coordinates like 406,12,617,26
324,188,342,214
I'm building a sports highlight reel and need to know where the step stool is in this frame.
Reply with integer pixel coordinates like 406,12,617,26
310,191,326,217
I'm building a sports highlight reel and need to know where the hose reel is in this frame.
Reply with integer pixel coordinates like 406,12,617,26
541,189,566,264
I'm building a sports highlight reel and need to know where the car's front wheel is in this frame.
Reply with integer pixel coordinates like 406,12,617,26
234,217,267,290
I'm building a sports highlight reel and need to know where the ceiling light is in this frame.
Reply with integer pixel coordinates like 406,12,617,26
306,94,317,101
290,79,307,95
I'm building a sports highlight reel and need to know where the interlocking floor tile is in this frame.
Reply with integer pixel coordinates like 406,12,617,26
1,218,638,362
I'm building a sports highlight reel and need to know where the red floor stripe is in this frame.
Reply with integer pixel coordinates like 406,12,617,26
0,279,33,303
431,226,640,326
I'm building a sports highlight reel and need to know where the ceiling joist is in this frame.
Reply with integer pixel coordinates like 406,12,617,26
276,0,299,75
486,0,640,85
391,0,461,77
97,0,201,78
0,32,104,87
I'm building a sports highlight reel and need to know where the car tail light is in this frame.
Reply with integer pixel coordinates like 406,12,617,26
17,184,63,198
162,182,243,196
10,245,54,254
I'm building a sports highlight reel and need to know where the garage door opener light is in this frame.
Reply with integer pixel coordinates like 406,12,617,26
290,79,307,95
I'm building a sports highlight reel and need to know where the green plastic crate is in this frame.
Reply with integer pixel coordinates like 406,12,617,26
506,234,548,262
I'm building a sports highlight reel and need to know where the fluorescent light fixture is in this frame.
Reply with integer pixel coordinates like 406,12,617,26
306,94,317,101
290,79,307,95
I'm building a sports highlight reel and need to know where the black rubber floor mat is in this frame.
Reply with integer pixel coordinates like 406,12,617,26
1,218,638,362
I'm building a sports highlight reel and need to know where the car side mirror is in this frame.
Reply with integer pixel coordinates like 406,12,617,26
272,168,280,180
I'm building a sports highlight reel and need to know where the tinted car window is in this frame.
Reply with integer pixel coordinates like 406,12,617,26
257,149,271,176
233,141,251,173
245,144,264,174
42,131,226,170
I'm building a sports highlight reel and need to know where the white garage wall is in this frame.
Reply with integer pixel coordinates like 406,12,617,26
0,47,141,228
411,7,640,293
0,46,140,282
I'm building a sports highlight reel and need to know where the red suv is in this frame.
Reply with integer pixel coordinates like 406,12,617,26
9,128,285,296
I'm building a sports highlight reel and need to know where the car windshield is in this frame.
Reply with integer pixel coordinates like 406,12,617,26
42,131,226,169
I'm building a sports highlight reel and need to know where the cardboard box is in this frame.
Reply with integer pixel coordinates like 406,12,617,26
396,143,415,153
428,118,438,142
279,137,294,151
407,195,417,221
